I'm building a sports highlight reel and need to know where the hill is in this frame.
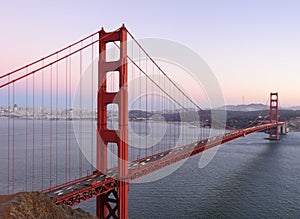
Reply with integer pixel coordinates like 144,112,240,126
0,192,96,219
222,104,267,111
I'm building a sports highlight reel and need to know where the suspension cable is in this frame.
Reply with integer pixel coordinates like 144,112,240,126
126,29,232,130
0,28,122,88
0,30,101,80
113,41,226,130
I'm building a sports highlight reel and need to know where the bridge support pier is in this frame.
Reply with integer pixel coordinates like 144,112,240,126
97,25,128,219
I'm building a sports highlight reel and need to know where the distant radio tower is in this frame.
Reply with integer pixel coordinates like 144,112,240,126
242,96,245,105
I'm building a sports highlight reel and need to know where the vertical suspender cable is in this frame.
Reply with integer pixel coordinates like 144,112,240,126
68,47,72,180
200,110,202,140
145,58,148,157
7,75,10,194
163,69,166,151
179,90,182,146
79,42,83,177
65,55,68,182
130,39,134,162
160,71,162,152
164,70,167,151
173,81,176,149
56,53,58,185
42,59,44,189
167,79,169,150
12,82,15,193
138,48,141,159
25,68,28,191
151,63,154,156
131,39,134,162
32,69,35,191
91,37,94,171
50,64,53,188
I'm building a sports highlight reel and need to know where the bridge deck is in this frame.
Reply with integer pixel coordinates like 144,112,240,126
44,122,283,206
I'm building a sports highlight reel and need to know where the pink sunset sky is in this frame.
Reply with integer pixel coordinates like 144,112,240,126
1,0,300,107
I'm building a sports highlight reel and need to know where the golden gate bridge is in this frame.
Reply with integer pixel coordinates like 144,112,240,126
0,25,286,219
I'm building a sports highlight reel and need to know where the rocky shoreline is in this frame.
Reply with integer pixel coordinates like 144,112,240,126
0,192,96,219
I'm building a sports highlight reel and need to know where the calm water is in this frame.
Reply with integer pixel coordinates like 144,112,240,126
1,119,300,218
80,132,300,218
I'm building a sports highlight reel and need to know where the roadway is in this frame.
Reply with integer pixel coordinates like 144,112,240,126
44,122,283,206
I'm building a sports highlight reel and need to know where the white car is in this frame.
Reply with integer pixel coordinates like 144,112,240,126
54,189,64,196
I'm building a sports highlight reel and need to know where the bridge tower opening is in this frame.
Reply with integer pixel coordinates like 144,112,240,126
269,92,279,140
97,25,128,219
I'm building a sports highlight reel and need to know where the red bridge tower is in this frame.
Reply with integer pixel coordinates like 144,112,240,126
97,25,128,219
269,92,279,140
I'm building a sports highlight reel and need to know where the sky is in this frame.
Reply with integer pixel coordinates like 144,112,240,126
0,0,300,106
